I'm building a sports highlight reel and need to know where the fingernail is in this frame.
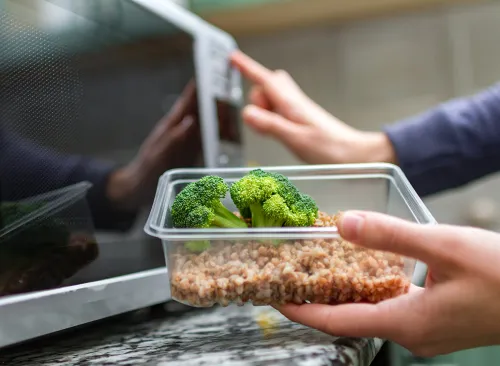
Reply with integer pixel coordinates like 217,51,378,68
340,212,364,241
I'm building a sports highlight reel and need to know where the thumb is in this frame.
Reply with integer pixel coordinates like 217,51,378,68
242,105,303,143
338,211,454,266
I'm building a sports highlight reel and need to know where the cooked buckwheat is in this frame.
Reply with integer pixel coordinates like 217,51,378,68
169,212,411,307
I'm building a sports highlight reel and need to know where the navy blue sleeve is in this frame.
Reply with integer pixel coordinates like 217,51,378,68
383,82,500,197
0,129,137,232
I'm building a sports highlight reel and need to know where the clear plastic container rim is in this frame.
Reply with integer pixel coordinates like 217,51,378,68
144,163,437,241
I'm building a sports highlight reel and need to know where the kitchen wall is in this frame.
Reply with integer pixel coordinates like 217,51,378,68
237,0,500,230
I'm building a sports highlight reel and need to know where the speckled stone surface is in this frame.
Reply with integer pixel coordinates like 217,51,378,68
0,304,383,366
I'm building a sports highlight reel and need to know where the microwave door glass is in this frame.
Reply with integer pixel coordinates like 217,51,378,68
0,0,205,297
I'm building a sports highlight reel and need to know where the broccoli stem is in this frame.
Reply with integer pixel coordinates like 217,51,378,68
249,203,285,228
185,240,211,253
212,202,248,228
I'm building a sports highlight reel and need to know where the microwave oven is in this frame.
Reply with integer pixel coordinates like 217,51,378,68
0,0,244,348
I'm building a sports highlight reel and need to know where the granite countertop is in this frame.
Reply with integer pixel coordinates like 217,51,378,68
0,304,383,366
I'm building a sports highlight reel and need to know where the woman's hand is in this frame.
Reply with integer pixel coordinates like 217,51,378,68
106,80,202,211
230,51,396,165
276,211,500,357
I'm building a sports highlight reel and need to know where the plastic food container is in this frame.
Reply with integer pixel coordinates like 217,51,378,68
0,182,99,297
145,163,436,307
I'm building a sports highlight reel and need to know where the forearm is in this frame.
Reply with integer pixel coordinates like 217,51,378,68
382,83,500,197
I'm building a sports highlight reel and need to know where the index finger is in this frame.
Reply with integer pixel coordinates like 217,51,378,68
277,284,424,340
179,79,198,115
165,79,198,126
230,50,273,85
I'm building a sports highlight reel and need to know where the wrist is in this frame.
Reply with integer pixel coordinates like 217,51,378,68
360,132,398,164
336,131,398,165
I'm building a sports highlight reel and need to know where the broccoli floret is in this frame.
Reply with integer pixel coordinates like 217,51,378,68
229,171,280,226
230,169,318,228
171,175,247,229
261,194,290,227
285,193,318,227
